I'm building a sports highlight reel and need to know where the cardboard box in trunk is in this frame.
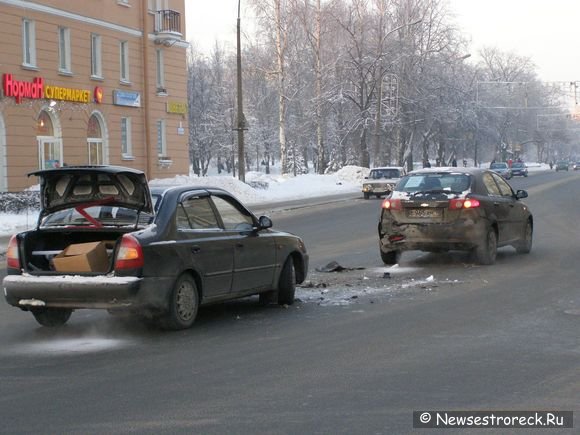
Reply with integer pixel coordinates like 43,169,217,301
52,241,110,273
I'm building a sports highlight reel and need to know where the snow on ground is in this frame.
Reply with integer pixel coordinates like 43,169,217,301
0,166,367,237
149,165,366,205
0,162,550,238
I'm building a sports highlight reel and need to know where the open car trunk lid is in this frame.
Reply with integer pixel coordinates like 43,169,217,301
29,166,153,220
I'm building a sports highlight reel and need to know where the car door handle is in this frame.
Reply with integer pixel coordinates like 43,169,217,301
236,243,244,248
493,202,500,206
191,246,201,254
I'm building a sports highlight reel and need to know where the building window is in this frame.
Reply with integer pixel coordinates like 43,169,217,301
22,19,36,67
156,119,166,156
91,34,102,78
121,117,132,157
156,49,165,92
87,114,104,165
58,27,71,73
117,0,130,6
149,0,168,11
120,41,130,82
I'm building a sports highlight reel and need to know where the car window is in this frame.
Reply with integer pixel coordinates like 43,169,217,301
482,173,501,196
177,196,220,230
397,174,470,193
491,173,514,197
211,195,254,230
40,205,150,227
490,163,507,169
370,169,401,179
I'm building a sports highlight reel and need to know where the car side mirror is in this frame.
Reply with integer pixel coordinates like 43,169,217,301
258,215,272,230
516,190,528,199
364,176,369,179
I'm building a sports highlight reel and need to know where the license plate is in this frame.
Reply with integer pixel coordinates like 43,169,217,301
407,208,442,218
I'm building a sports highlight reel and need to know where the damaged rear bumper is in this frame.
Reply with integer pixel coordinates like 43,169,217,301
380,218,487,252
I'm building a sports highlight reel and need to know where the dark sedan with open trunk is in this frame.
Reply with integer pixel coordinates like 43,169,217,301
378,168,533,265
3,166,308,330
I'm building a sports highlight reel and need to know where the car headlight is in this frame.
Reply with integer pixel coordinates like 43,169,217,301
363,184,371,191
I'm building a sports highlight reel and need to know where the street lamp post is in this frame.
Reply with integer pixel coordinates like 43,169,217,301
236,0,246,182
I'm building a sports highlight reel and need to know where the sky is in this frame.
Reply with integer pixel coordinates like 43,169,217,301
185,0,580,83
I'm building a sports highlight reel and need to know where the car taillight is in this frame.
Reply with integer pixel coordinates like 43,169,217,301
114,234,144,270
382,198,402,210
6,235,21,270
449,198,481,210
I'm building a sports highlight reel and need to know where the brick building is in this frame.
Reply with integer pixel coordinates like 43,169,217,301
0,0,189,191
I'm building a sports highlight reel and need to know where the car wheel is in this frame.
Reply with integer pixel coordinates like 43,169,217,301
516,220,533,254
380,249,400,265
277,258,296,306
31,308,72,327
161,274,199,330
363,192,370,200
474,227,497,265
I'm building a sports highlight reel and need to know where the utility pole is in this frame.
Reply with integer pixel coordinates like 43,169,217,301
236,0,246,182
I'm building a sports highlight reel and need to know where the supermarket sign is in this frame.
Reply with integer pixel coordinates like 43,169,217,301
2,73,100,104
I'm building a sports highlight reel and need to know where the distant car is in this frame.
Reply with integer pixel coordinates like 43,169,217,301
489,162,512,179
510,162,528,177
378,168,533,266
573,162,580,171
3,166,309,329
362,167,405,199
555,160,569,171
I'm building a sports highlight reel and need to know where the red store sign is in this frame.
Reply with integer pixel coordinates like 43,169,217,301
3,74,44,103
2,73,101,104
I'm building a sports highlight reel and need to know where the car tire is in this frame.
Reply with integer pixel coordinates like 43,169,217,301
363,192,370,200
474,227,497,265
516,220,533,254
380,249,400,265
160,274,199,330
31,308,72,327
277,258,296,306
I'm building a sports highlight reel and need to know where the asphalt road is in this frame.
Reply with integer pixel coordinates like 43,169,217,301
0,170,579,434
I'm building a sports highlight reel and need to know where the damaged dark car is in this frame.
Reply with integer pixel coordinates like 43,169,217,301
378,168,533,265
3,166,308,330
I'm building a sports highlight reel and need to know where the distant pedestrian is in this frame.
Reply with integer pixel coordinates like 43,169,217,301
451,158,457,167
423,159,431,168
463,159,468,167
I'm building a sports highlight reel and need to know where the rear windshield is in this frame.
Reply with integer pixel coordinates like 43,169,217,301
369,169,401,179
490,163,507,169
396,173,471,194
40,205,154,228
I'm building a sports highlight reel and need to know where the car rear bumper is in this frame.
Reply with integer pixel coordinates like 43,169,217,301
3,274,173,312
380,218,487,252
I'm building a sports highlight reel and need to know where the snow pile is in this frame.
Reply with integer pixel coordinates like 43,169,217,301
149,167,362,205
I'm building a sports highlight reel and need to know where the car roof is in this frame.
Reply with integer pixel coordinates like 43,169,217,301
370,166,404,170
408,167,485,175
149,185,234,197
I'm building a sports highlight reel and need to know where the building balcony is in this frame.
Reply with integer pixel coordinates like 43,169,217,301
154,10,182,45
